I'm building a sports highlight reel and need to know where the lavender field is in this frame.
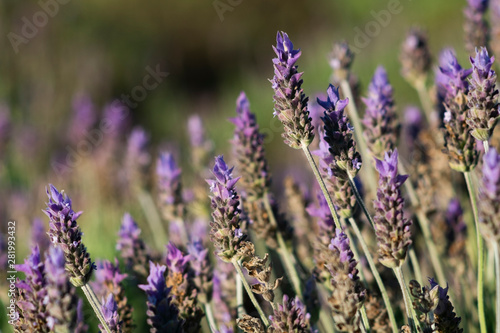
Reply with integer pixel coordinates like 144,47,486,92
1,0,500,332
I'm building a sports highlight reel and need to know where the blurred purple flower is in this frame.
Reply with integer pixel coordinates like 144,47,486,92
139,262,183,332
269,294,311,332
125,126,151,189
464,0,490,53
31,218,50,254
166,242,191,274
100,294,121,333
479,147,500,243
67,94,96,146
362,66,400,159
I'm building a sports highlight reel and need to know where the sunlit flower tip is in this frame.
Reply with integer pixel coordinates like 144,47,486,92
166,242,191,274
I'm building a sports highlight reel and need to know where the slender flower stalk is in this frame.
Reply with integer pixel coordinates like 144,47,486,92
464,172,487,333
478,147,500,333
43,184,111,332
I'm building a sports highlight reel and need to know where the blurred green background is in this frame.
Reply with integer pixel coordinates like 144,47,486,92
0,0,470,330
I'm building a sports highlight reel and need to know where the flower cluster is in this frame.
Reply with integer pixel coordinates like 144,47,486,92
362,66,400,159
438,48,479,172
269,295,311,332
320,84,361,178
466,47,499,141
373,150,412,268
207,155,245,262
44,184,95,287
271,32,314,149
464,0,490,53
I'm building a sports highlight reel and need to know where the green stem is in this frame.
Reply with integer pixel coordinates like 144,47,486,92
360,306,371,333
493,241,500,333
262,194,303,299
232,259,269,327
464,172,487,333
398,159,448,286
340,79,377,193
414,78,434,126
393,267,417,332
204,302,218,333
236,272,245,318
137,190,168,248
81,284,112,333
301,144,341,229
348,217,398,333
484,140,490,153
347,174,375,228
408,247,423,284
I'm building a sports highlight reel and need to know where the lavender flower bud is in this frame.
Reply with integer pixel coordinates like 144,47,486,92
466,47,500,140
44,246,83,332
410,278,463,332
325,229,365,332
400,28,432,84
188,240,213,303
92,259,133,332
362,66,400,159
139,262,184,333
187,115,213,171
125,127,151,190
207,155,245,262
67,94,96,146
373,150,412,268
269,294,311,332
230,92,271,201
271,31,315,149
15,246,49,332
464,0,490,53
31,218,50,255
166,242,204,332
100,294,122,333
313,133,357,218
438,49,480,172
320,84,361,179
44,184,95,287
157,152,185,221
116,213,151,280
329,41,355,81
479,147,500,243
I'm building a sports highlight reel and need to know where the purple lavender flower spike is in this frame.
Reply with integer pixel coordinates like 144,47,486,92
31,218,51,254
67,94,96,146
324,229,365,331
464,0,490,53
400,28,432,85
125,127,151,189
166,242,191,274
116,213,151,279
479,147,500,243
187,115,213,170
92,259,133,332
139,262,183,332
373,149,413,268
44,246,82,332
188,114,206,148
320,84,361,179
269,294,311,332
230,91,271,200
157,152,187,242
100,294,122,333
188,240,213,303
438,49,479,172
14,246,49,332
207,155,245,262
428,278,463,331
271,31,315,149
362,66,400,159
466,47,499,140
44,184,95,287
